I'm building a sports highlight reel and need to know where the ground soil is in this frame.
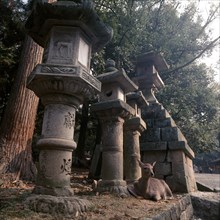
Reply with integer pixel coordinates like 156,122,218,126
0,168,184,220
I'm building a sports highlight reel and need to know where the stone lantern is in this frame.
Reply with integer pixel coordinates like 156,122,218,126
91,59,137,194
132,51,168,102
124,91,148,183
25,1,112,197
132,52,197,193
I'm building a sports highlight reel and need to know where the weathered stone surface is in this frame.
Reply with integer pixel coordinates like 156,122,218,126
96,180,129,195
168,141,195,159
191,192,220,220
141,142,167,151
126,91,149,116
25,195,92,216
142,107,170,119
141,128,161,142
25,0,109,197
142,151,167,165
124,117,146,131
143,195,194,220
154,162,172,177
97,67,138,97
126,91,149,108
25,1,113,52
167,150,197,192
161,127,186,142
124,117,146,183
154,117,176,128
92,60,136,194
91,99,135,117
134,53,197,194
28,64,101,101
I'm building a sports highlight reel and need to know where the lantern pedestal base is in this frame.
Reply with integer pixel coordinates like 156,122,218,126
25,194,92,216
33,186,74,197
96,180,129,196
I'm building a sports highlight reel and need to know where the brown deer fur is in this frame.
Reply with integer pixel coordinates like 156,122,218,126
128,161,173,201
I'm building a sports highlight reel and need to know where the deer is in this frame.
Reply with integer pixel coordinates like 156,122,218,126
127,160,173,201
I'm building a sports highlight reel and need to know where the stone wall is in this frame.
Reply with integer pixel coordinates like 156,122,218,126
140,102,197,193
147,195,194,220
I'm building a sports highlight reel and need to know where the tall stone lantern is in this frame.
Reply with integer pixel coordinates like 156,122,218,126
91,59,137,194
132,51,168,103
124,91,148,183
25,1,112,196
132,52,197,193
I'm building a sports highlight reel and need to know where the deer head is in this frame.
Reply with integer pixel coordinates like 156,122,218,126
138,160,156,178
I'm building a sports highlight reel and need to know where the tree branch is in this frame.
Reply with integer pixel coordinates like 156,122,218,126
165,36,220,74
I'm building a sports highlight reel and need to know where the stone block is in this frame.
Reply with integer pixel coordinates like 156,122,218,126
142,151,167,164
167,150,186,164
168,141,195,159
141,128,161,142
154,117,176,128
179,201,194,220
166,175,188,193
161,127,186,142
154,162,172,176
141,103,163,118
140,142,167,151
145,119,154,128
155,109,170,119
191,192,220,220
185,155,193,168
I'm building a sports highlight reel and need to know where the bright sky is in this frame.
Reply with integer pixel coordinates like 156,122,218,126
178,0,220,83
192,0,220,83
22,0,219,82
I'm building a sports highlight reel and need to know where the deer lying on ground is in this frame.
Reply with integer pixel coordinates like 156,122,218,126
127,161,173,201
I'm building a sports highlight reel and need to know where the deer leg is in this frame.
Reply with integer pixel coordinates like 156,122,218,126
152,194,161,201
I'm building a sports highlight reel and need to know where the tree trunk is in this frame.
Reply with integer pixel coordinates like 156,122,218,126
0,36,43,181
75,102,89,160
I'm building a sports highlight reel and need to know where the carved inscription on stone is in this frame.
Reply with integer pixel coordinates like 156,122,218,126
48,28,75,64
63,112,75,129
60,158,72,175
41,65,77,74
81,70,101,91
53,41,72,60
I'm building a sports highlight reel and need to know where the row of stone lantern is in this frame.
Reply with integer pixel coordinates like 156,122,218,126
25,0,148,198
91,59,148,194
24,1,197,214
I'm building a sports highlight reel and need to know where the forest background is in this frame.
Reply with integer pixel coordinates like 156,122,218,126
0,0,219,181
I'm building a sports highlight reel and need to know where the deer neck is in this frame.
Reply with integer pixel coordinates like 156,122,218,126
139,176,150,184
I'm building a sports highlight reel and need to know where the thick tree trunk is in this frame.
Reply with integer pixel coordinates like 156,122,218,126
0,36,43,181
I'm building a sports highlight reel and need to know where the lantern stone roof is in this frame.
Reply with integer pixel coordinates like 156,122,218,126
97,59,138,93
126,91,148,107
25,1,113,52
135,51,169,72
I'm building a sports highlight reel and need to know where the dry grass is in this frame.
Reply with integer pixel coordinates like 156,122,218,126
0,168,182,220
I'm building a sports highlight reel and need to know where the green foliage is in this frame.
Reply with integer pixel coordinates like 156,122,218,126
157,64,219,153
92,0,219,153
0,0,26,121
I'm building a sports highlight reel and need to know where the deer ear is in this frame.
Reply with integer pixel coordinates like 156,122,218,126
152,161,156,167
138,160,144,168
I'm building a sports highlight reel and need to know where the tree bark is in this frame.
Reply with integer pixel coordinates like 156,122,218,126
0,36,43,181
